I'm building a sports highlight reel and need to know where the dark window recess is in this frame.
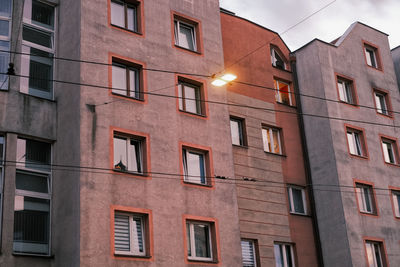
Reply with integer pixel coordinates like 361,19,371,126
32,0,54,28
29,60,52,93
22,25,52,48
25,139,51,165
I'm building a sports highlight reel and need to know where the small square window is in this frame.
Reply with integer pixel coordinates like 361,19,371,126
230,117,246,146
287,186,307,215
355,182,377,215
391,190,400,218
373,90,391,116
16,137,51,171
185,220,217,262
337,76,357,105
262,127,282,155
346,127,367,158
241,239,258,267
110,0,141,33
364,43,381,70
113,134,146,174
271,48,286,70
274,243,296,267
274,79,292,105
111,59,143,100
365,240,387,267
178,79,204,115
380,137,399,165
114,212,148,256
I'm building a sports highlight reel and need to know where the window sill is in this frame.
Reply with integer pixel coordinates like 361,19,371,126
289,211,310,217
174,45,202,55
232,144,248,149
111,92,144,102
110,24,142,36
276,101,296,109
113,169,149,177
359,211,378,217
338,100,358,108
263,151,286,157
179,109,207,119
349,154,369,160
114,253,151,259
187,259,218,264
384,161,400,168
366,64,383,72
272,65,292,73
13,252,54,258
183,181,212,188
376,112,394,119
19,91,56,102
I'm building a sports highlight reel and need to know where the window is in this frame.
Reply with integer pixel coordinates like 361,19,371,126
21,0,55,99
113,134,145,174
114,212,146,256
364,43,381,69
112,60,143,100
274,243,295,267
381,137,399,165
365,240,387,267
262,127,282,155
355,183,376,215
337,76,357,105
186,221,214,261
172,13,201,53
14,137,51,255
178,79,203,115
374,90,391,116
0,136,4,242
110,0,140,33
182,148,206,185
271,48,286,70
0,0,12,89
287,186,307,215
230,117,246,146
274,79,292,105
391,190,400,218
241,239,258,267
346,127,367,157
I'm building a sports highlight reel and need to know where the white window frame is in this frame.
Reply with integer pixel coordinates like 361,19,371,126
374,91,389,115
346,130,364,156
110,0,138,32
174,19,197,51
355,183,374,214
271,48,286,70
114,212,146,256
241,239,257,267
365,46,378,68
274,243,296,267
0,0,12,90
14,137,52,256
287,186,307,215
230,117,244,146
178,81,202,115
337,79,355,104
21,0,56,99
381,139,397,164
262,127,282,155
113,135,144,174
186,221,213,261
391,190,400,218
182,148,207,185
111,61,141,99
275,80,292,105
365,241,385,267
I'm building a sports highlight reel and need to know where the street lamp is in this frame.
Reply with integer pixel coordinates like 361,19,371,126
211,73,237,86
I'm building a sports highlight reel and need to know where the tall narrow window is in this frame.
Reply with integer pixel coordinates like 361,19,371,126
186,221,213,261
182,148,206,185
346,127,367,157
114,212,146,256
355,183,376,215
0,136,4,243
287,186,307,215
0,0,12,90
274,243,295,267
113,134,144,174
271,48,286,70
14,137,51,255
391,190,400,218
364,43,381,69
112,60,142,100
262,127,282,155
21,0,55,99
230,117,245,146
381,137,399,165
274,79,292,105
174,20,196,51
337,76,356,105
374,90,391,116
178,80,203,115
365,240,387,267
241,239,258,267
110,0,139,32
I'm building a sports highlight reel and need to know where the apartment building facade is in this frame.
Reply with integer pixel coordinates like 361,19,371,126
294,22,400,267
0,0,244,266
220,9,320,267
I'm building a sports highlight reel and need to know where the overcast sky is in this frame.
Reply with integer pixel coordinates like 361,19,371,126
219,0,400,51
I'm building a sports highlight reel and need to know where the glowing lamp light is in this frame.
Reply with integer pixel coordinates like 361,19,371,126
211,73,237,87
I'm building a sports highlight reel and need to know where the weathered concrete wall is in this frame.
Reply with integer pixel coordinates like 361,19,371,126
296,22,400,267
78,0,242,266
392,46,400,90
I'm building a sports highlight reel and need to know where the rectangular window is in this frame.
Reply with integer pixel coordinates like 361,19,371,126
391,190,400,218
274,79,292,105
346,127,367,157
114,212,146,256
271,48,286,70
262,127,282,155
182,148,206,185
337,77,356,105
14,137,51,255
112,61,142,100
174,19,196,51
186,221,213,261
364,43,381,69
241,239,258,267
110,0,140,33
381,137,399,165
0,136,4,243
374,90,391,116
113,134,144,174
287,186,307,215
0,0,12,90
21,0,55,99
274,243,295,267
230,117,245,146
365,240,387,267
355,183,376,215
178,80,202,115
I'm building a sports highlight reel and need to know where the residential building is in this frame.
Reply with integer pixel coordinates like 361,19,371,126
220,9,320,267
293,22,400,267
0,0,243,266
391,45,400,88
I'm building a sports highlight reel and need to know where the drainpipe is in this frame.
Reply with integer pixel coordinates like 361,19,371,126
290,54,324,267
